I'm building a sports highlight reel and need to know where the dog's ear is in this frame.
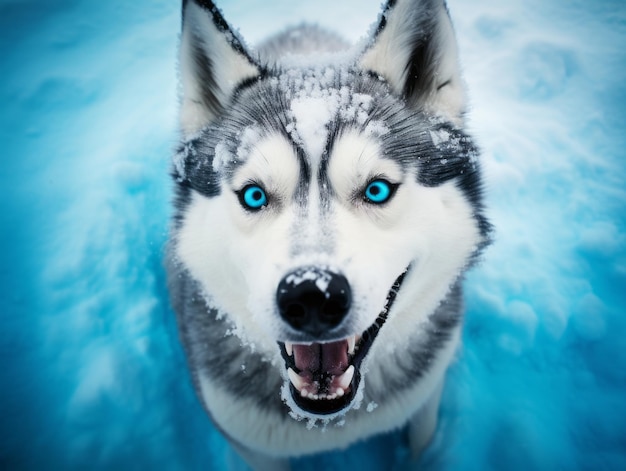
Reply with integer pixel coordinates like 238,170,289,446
360,0,465,124
179,0,261,136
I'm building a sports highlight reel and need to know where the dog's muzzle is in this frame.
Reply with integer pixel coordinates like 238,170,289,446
277,266,409,415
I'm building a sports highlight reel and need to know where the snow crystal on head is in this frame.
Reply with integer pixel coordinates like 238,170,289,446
237,125,263,161
428,124,480,168
213,125,263,175
213,140,230,175
280,66,387,165
290,96,335,160
429,129,451,147
172,140,195,182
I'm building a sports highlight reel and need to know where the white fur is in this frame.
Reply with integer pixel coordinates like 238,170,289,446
176,133,302,354
176,128,482,455
326,131,482,341
360,0,466,124
179,2,259,137
177,128,481,348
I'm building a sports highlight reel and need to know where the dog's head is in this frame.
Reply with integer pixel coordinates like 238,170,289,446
172,0,491,418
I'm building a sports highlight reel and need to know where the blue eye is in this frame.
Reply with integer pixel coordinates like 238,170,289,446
240,184,268,210
364,180,394,204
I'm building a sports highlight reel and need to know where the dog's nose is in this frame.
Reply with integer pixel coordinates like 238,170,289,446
277,267,352,336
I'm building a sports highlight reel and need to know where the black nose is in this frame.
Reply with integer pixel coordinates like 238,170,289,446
277,267,352,336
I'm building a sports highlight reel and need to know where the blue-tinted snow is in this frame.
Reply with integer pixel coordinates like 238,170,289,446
1,0,625,469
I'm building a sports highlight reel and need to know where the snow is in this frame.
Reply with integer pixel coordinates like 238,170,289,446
281,66,387,163
1,0,625,470
429,129,452,147
290,95,335,161
285,268,332,295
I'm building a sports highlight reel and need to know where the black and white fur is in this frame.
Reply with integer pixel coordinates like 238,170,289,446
167,0,491,469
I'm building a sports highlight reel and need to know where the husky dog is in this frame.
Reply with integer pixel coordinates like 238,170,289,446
167,0,491,469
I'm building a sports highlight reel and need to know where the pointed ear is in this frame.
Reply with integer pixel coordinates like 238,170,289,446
360,0,466,124
179,0,261,137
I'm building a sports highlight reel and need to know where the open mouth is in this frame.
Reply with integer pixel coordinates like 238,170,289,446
278,268,408,415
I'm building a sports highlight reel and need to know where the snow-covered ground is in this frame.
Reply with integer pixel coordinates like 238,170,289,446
1,0,625,469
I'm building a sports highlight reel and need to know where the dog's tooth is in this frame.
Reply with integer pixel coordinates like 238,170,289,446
301,388,309,398
335,387,344,397
347,335,356,355
288,368,304,391
337,365,355,390
285,342,293,357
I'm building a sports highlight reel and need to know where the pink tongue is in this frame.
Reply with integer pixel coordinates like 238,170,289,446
293,340,349,377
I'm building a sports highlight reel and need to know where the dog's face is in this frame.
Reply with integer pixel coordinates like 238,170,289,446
172,0,490,418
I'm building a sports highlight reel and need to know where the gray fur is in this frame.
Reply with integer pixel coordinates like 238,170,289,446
256,24,351,65
169,1,491,469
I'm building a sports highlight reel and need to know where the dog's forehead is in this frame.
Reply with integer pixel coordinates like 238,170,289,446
277,66,389,153
216,67,394,173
